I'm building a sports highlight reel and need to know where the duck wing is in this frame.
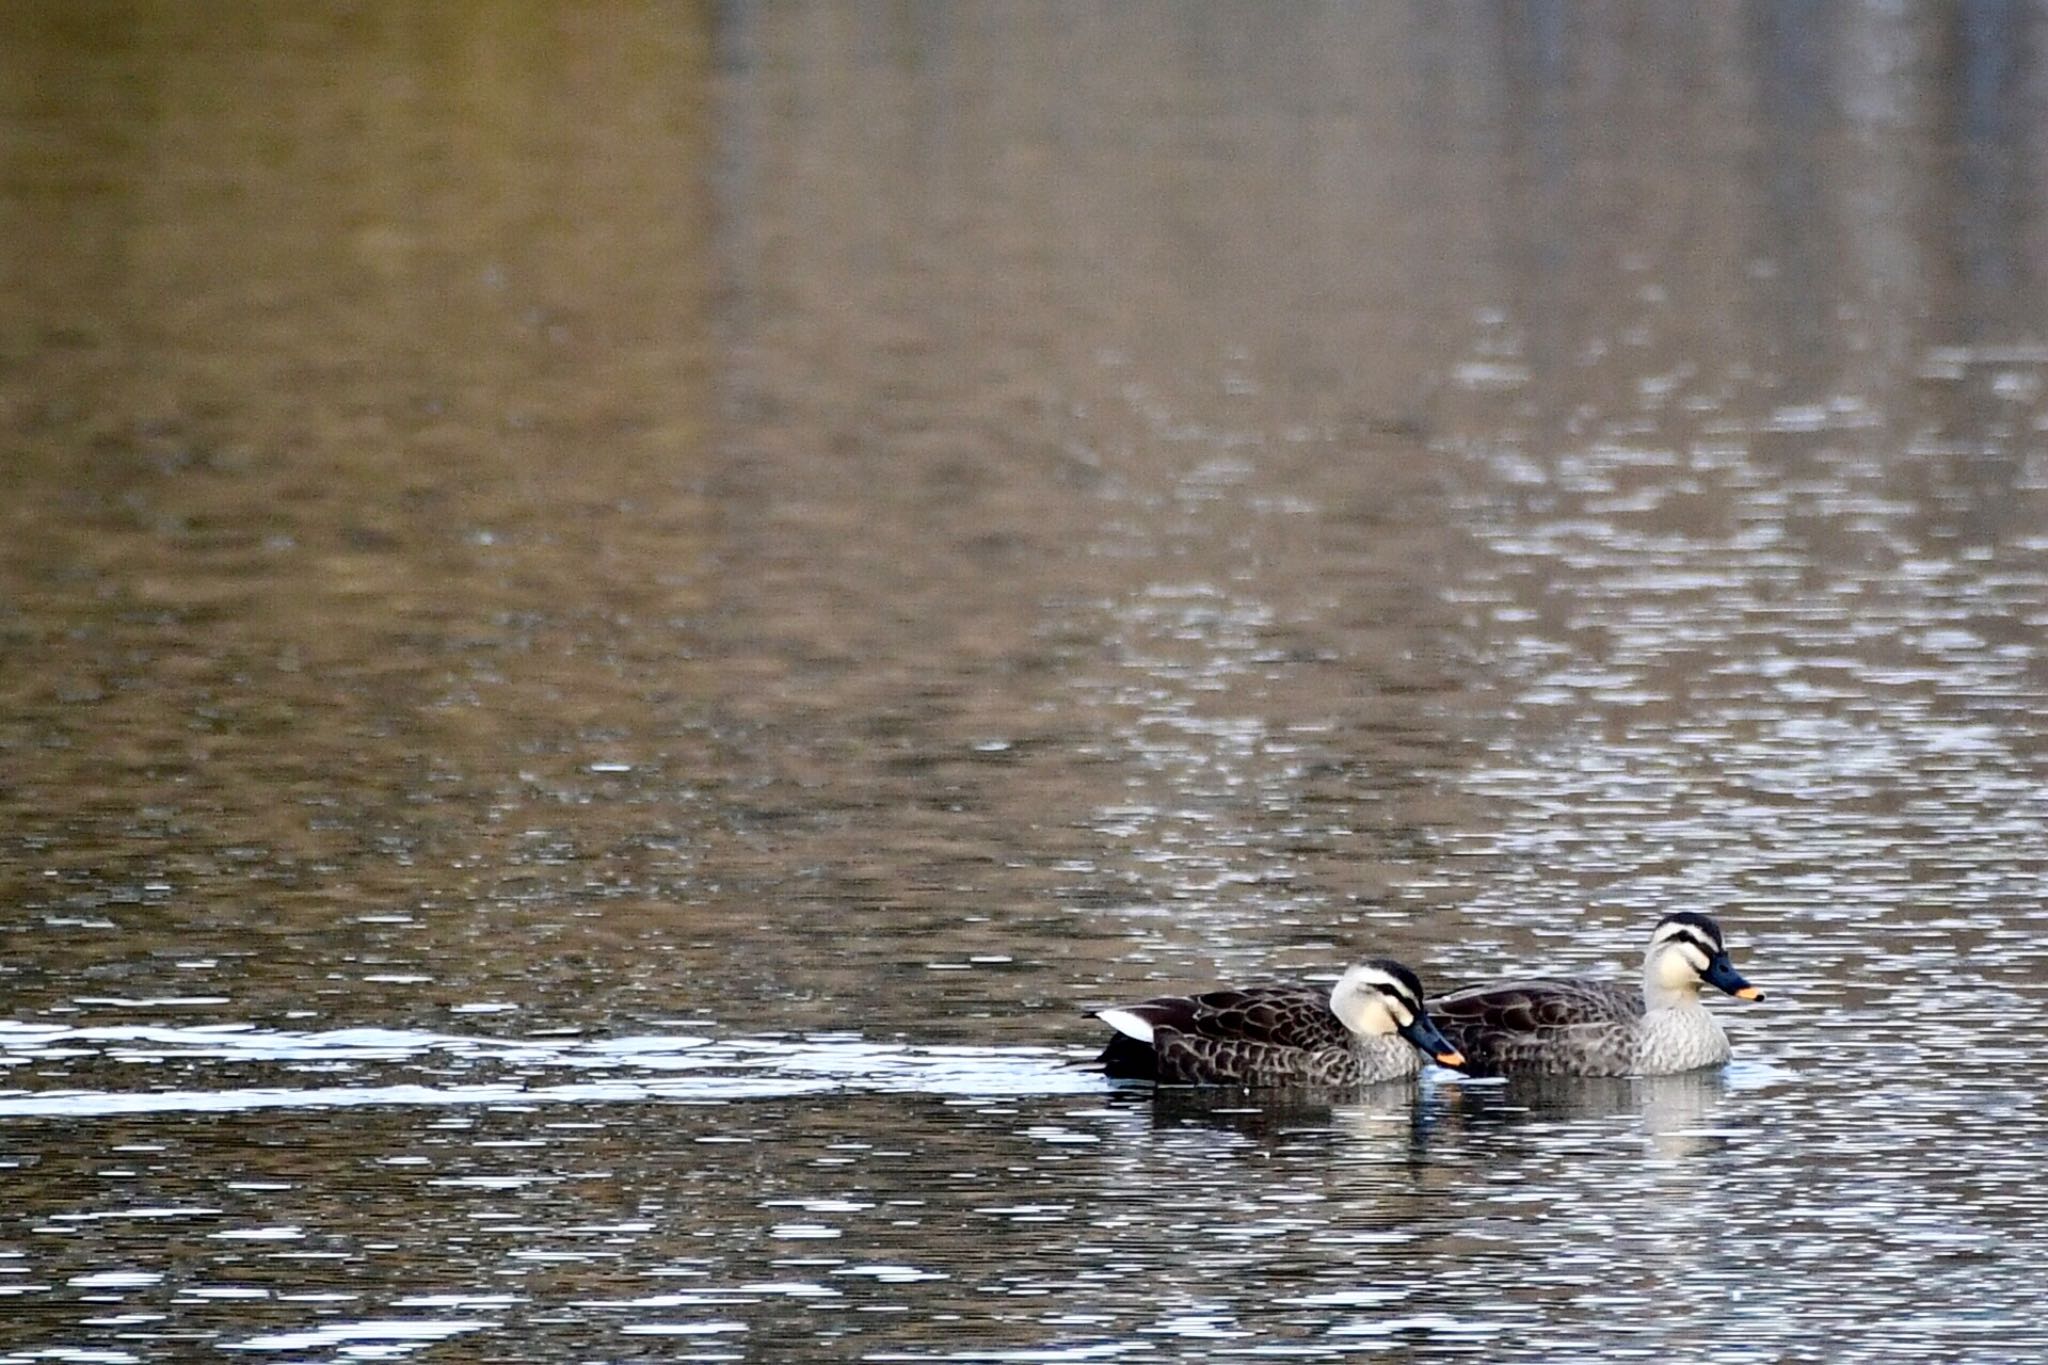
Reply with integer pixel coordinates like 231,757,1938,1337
1122,983,1347,1048
1152,1031,1359,1087
1428,978,1643,1077
1093,982,1346,1080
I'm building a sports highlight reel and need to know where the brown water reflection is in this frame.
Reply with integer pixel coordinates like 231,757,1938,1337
4,2,2048,1362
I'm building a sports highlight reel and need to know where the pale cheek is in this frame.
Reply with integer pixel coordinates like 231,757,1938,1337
1338,995,1398,1036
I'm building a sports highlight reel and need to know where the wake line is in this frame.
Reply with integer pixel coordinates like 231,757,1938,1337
0,1025,1103,1118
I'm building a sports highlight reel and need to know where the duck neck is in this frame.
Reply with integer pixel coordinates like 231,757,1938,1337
1635,988,1731,1074
1351,1031,1421,1082
1641,962,1703,1014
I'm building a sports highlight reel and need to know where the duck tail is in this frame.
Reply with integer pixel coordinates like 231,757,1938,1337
1092,1030,1161,1079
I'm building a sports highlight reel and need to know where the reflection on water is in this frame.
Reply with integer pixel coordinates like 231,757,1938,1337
0,1025,1100,1116
6,1,2048,1361
2,1049,2010,1362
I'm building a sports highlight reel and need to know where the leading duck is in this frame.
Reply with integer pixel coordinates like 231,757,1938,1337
1092,958,1467,1087
1429,911,1764,1077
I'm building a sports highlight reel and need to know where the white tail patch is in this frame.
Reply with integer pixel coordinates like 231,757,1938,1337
1097,1009,1156,1044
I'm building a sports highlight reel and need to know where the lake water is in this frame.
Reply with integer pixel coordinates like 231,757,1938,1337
4,3,2047,1361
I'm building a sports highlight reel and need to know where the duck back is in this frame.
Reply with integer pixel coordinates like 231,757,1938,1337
1429,977,1643,1077
1094,982,1416,1086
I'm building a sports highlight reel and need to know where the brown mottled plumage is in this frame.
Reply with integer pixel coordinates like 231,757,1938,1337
1429,913,1765,1077
1429,978,1645,1077
1102,984,1365,1085
1091,959,1464,1088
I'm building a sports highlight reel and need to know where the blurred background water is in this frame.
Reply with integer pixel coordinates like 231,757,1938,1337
4,2,2047,1361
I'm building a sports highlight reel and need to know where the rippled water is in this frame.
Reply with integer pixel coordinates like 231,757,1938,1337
6,2,2048,1361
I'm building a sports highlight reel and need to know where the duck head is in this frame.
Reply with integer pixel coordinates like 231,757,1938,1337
1646,912,1764,1005
1330,958,1466,1069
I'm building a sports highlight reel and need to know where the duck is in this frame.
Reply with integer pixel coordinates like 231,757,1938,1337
1428,911,1764,1077
1091,958,1467,1087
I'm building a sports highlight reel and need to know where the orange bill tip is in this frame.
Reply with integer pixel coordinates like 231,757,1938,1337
1436,1050,1466,1068
1735,985,1765,1001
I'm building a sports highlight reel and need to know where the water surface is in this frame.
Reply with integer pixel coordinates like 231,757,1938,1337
4,3,2047,1361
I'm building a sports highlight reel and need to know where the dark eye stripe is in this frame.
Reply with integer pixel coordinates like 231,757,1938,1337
1361,977,1419,1011
1669,931,1719,958
1364,959,1429,1014
1660,913,1725,950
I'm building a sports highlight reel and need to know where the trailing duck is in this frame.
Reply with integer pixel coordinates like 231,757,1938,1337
1091,958,1467,1087
1429,911,1765,1077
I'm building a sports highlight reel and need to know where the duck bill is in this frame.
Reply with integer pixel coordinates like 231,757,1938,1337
1399,1014,1468,1070
1704,952,1764,1001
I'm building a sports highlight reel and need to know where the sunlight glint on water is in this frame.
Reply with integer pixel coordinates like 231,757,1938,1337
4,3,2048,1362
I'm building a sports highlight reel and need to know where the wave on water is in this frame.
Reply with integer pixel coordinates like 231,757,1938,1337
0,1023,1107,1118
